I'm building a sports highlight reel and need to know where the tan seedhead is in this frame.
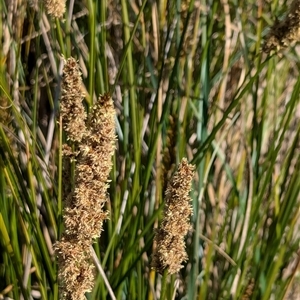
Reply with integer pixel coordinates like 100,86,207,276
55,238,94,300
152,158,195,274
241,278,255,300
263,0,300,53
60,57,87,143
63,94,116,241
44,0,66,19
55,58,116,300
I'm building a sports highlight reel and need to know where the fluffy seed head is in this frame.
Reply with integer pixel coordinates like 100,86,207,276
152,158,195,274
44,0,66,19
60,58,87,143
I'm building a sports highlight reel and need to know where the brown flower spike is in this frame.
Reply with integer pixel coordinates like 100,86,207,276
55,59,116,300
263,0,300,53
60,58,87,143
64,94,116,241
44,0,66,19
152,158,195,274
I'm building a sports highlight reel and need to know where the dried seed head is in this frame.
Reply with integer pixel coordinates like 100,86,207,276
63,94,116,240
241,278,255,300
54,237,94,300
44,0,66,19
56,67,116,299
152,158,195,274
263,0,300,53
60,58,87,143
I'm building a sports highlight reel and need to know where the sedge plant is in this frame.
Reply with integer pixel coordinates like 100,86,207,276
0,0,299,299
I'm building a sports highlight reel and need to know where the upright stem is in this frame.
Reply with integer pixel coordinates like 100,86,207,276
160,270,168,300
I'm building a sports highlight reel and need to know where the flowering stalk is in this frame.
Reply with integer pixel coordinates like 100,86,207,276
263,0,300,53
152,157,195,275
60,58,87,143
55,58,116,300
43,0,66,19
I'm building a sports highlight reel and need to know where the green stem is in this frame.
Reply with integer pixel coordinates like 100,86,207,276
160,270,168,300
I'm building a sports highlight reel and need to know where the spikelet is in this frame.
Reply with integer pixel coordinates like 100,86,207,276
152,158,195,274
263,0,300,53
63,94,116,241
60,58,87,143
44,0,66,19
55,58,116,300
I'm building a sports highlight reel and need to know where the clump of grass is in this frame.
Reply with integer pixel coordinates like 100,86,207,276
0,1,299,300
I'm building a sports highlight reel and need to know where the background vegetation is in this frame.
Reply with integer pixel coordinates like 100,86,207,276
0,0,299,299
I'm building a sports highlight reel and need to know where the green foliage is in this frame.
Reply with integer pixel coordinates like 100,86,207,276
0,0,299,299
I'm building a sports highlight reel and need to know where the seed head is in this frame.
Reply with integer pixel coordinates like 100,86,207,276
263,0,300,53
152,158,195,274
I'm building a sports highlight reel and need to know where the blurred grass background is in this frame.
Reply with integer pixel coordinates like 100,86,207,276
0,0,299,299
